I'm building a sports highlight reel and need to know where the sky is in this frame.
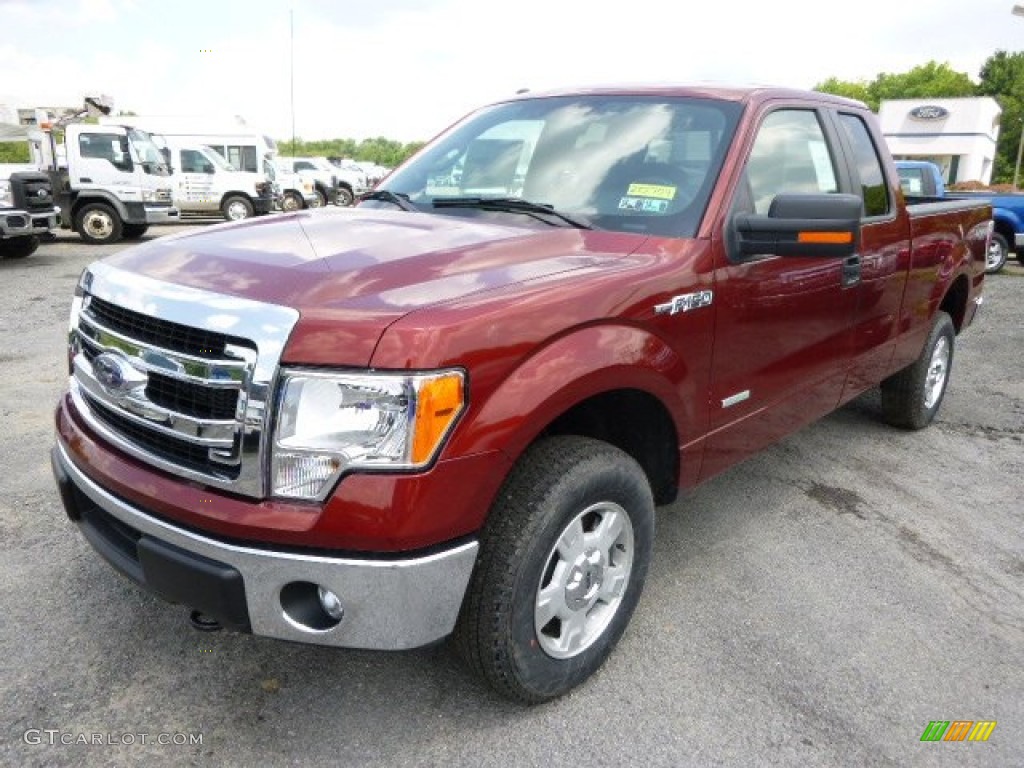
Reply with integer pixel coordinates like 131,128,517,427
1,0,1022,144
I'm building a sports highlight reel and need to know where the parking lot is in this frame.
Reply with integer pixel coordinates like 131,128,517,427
1,221,1022,767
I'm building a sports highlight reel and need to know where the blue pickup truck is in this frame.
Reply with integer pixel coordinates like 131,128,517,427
896,160,1017,273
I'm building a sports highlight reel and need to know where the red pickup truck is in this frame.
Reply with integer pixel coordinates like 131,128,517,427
52,86,990,703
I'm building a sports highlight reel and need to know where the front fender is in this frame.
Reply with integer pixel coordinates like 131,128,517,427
992,207,1023,241
445,323,693,465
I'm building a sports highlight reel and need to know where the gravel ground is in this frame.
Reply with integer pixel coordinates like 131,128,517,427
1,222,1021,767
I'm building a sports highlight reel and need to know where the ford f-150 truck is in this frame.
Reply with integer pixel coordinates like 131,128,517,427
895,159,1015,273
52,86,990,703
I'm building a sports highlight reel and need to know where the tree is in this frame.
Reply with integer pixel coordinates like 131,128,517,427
978,50,1024,185
814,61,977,112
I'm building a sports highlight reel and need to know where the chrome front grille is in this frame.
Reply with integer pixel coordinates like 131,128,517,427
68,263,300,498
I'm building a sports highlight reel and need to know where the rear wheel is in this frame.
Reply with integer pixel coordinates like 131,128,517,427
454,436,654,703
881,311,955,430
986,232,1008,274
0,235,40,259
75,203,122,244
281,191,303,212
221,195,254,222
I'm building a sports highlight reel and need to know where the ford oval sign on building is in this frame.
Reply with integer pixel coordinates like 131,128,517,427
909,105,950,121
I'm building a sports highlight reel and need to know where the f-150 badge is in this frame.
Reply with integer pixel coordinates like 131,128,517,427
654,290,713,316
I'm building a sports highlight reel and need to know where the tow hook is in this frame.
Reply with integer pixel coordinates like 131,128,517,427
189,609,222,632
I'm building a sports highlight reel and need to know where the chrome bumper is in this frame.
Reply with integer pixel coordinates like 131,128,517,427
1,208,59,236
143,205,180,225
53,442,478,650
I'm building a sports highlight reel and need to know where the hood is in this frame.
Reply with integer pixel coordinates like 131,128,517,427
102,208,642,365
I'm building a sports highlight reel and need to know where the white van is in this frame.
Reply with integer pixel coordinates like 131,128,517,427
162,141,276,220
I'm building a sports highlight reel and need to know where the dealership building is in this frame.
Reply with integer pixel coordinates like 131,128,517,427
878,97,1002,185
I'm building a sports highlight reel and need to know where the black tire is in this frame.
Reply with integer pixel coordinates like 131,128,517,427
454,435,654,703
75,202,122,244
0,235,40,259
280,191,303,212
221,195,254,222
121,223,149,240
986,232,1008,274
881,311,955,430
336,186,355,207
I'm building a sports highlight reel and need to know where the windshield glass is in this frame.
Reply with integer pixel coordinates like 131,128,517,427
263,154,276,181
201,146,234,171
128,128,171,176
380,94,742,236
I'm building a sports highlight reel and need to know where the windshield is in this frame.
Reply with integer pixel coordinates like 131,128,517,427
264,154,277,181
128,128,172,176
201,146,234,171
379,94,741,236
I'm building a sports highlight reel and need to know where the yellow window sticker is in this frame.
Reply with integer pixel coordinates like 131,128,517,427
627,183,676,200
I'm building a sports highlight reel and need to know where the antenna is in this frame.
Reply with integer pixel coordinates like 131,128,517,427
290,7,296,157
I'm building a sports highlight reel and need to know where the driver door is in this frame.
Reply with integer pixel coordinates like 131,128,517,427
700,107,860,481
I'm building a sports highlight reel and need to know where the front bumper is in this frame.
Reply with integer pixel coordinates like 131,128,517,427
253,194,275,215
1,208,59,237
52,441,479,650
137,203,179,225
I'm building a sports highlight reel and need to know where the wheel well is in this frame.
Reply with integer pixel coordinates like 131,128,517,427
993,220,1014,246
940,274,969,333
221,192,253,203
539,389,679,505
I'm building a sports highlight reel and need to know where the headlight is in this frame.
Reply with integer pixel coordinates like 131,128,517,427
271,369,466,499
0,180,13,207
141,189,155,202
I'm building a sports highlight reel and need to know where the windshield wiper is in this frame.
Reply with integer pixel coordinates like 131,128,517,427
432,196,594,229
360,189,419,212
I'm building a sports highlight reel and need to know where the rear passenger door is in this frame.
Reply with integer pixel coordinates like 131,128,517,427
829,111,912,401
702,106,860,481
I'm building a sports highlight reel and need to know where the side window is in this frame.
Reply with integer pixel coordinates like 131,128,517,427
78,132,132,172
741,110,838,215
180,149,204,174
838,114,889,217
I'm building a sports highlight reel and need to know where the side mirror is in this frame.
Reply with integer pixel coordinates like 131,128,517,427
732,193,862,259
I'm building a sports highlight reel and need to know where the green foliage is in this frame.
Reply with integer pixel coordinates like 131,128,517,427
814,77,874,109
277,136,425,168
814,61,977,112
0,142,31,163
978,50,1024,184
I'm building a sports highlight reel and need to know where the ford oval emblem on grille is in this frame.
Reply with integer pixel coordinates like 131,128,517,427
93,352,148,394
37,188,49,197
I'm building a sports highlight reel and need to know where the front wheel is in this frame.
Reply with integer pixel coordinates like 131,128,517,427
881,311,955,430
75,203,122,244
986,232,1008,274
0,235,40,259
336,186,355,207
221,195,254,221
454,436,654,703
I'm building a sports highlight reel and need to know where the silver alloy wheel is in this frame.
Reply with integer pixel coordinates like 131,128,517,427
534,501,634,659
924,336,950,409
281,193,301,212
987,238,1006,270
226,200,250,220
82,209,115,240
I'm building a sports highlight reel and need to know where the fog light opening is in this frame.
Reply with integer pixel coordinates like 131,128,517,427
280,581,344,632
